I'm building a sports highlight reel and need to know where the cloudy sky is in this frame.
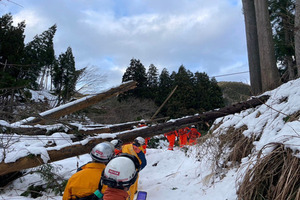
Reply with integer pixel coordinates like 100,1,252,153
1,0,249,91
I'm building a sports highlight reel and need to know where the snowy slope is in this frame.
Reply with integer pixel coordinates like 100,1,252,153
1,78,300,200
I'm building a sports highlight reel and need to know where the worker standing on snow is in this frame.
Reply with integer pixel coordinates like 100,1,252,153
101,154,141,200
62,142,115,200
164,130,178,150
122,137,147,200
137,122,149,154
187,125,201,145
178,127,190,147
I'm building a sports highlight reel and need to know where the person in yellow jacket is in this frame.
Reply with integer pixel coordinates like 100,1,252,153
62,142,115,200
122,137,147,200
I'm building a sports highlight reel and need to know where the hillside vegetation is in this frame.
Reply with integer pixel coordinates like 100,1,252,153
218,81,251,106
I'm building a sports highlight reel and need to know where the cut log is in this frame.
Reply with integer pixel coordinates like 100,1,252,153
0,95,269,176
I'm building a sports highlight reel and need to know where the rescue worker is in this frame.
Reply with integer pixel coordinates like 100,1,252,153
137,122,149,154
164,130,178,150
188,125,201,145
62,142,115,200
178,127,190,147
110,139,123,155
122,137,147,200
101,154,141,200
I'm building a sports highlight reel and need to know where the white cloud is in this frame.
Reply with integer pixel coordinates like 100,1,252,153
3,0,249,90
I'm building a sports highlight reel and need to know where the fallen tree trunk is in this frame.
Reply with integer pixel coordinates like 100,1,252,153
1,117,169,136
12,81,137,126
69,117,169,135
0,95,269,176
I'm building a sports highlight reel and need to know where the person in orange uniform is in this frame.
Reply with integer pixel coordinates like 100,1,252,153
178,127,190,147
121,137,147,200
62,142,115,200
164,130,178,150
188,125,201,145
142,137,150,154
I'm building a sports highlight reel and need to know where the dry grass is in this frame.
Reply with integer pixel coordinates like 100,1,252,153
238,144,300,200
217,125,256,167
195,125,254,185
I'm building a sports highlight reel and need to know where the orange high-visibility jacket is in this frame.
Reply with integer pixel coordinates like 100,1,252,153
188,128,201,139
178,127,190,135
164,130,178,137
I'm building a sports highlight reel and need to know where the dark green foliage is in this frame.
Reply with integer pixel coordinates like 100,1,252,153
0,13,81,107
146,64,159,99
21,164,67,197
53,47,79,104
119,58,148,100
120,59,224,119
23,24,57,89
0,13,28,95
157,68,172,105
269,0,296,79
147,137,166,148
21,185,43,198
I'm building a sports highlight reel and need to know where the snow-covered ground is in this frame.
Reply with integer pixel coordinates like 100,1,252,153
1,78,300,200
1,145,240,200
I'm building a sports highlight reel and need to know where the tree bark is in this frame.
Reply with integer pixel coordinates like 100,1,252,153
254,0,281,92
0,95,269,176
296,0,300,77
242,0,262,95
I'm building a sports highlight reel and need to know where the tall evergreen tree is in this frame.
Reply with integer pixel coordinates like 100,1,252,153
193,72,211,110
157,68,172,105
168,65,194,118
146,64,159,99
0,13,27,94
207,77,224,109
121,58,147,99
24,24,57,89
53,47,77,104
269,0,295,80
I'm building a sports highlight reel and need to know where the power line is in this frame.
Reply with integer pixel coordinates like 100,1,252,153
212,71,249,78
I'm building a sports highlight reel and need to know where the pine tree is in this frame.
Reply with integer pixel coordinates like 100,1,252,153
146,64,159,99
121,58,147,99
0,14,27,98
24,24,57,89
168,65,194,118
269,0,295,80
207,77,224,109
193,72,211,110
156,68,172,115
53,47,77,104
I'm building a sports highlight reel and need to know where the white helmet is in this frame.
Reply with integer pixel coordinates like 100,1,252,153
134,136,145,146
110,139,123,149
101,154,139,189
191,125,195,128
90,142,115,163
